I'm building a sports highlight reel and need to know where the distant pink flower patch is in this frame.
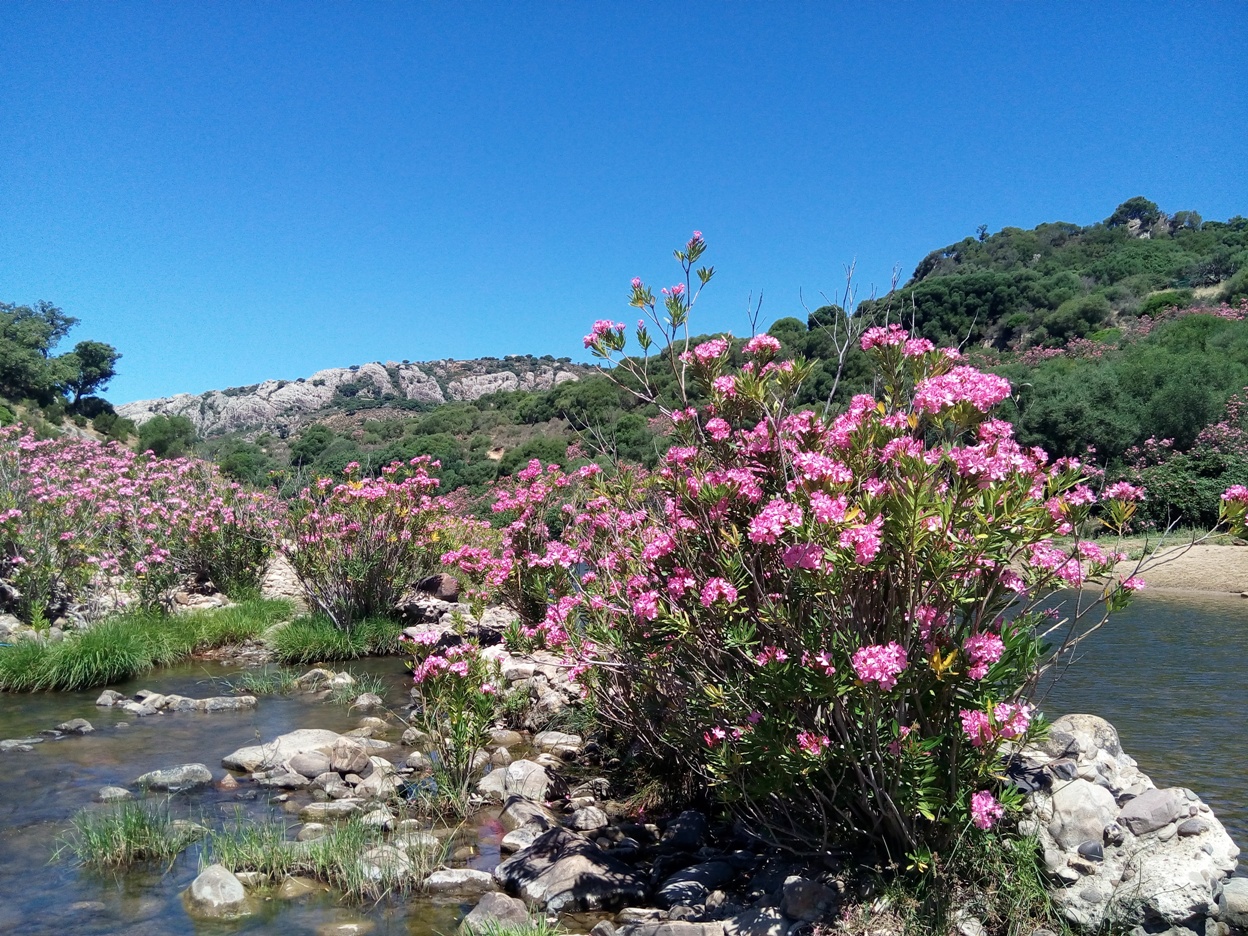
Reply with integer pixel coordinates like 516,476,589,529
852,642,907,690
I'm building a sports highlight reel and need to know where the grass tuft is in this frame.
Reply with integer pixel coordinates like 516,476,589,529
0,599,294,692
206,813,438,901
270,613,404,665
55,801,206,869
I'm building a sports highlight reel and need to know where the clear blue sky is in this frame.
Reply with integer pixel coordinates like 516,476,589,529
2,3,1245,403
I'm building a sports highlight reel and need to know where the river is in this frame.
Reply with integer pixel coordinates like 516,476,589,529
0,592,1243,933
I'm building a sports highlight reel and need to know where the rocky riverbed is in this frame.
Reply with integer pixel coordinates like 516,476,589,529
1,593,1246,936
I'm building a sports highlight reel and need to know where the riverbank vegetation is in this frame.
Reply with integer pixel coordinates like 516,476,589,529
56,800,207,869
10,223,1248,936
0,600,289,691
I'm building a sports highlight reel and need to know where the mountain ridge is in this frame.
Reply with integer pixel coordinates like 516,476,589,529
117,356,589,437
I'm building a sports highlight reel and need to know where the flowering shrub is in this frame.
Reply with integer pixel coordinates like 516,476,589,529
571,236,1150,862
402,630,501,812
1115,388,1248,529
0,428,277,620
282,458,451,629
443,459,591,646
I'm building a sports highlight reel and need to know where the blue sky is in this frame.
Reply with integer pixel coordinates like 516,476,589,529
2,3,1245,403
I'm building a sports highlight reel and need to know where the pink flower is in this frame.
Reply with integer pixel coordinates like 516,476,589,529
963,631,1004,680
1120,576,1145,591
631,277,642,289
913,367,1011,415
781,542,823,570
903,337,935,357
860,324,908,350
993,701,1034,740
748,498,804,545
970,790,1004,830
692,337,729,363
1104,481,1144,502
960,709,994,747
756,645,789,665
712,375,737,397
584,319,625,348
703,725,727,746
691,230,703,242
743,334,782,356
796,731,830,755
852,642,908,690
705,417,731,441
1222,485,1248,504
632,591,660,620
839,515,883,564
700,577,739,607
810,491,848,524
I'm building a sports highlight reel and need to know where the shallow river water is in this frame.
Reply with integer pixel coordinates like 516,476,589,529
0,592,1244,933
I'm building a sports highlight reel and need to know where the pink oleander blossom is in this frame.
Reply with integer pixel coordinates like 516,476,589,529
748,498,804,544
743,334,782,356
960,709,994,747
993,702,1034,740
705,417,731,441
861,324,908,350
963,631,1005,680
700,577,738,607
913,367,1011,415
852,642,908,690
781,542,823,570
970,790,1004,830
796,731,830,755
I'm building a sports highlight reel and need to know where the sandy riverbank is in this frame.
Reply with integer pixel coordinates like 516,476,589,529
1113,543,1248,594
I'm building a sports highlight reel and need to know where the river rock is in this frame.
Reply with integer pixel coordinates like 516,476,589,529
56,718,94,734
722,907,789,936
500,795,558,832
489,728,524,749
569,805,609,832
503,759,551,801
300,799,362,820
533,731,582,755
182,864,252,919
1218,877,1248,927
1017,714,1240,929
656,860,736,909
460,891,531,933
494,826,648,912
425,868,498,898
98,786,133,802
328,737,371,775
779,875,839,922
222,728,342,772
358,845,414,880
289,750,333,778
661,810,708,851
95,690,127,706
135,763,213,791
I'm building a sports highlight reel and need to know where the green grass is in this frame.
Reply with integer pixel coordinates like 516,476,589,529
270,613,404,665
326,670,389,707
0,599,293,692
55,801,207,869
220,665,299,696
461,917,565,936
206,813,438,901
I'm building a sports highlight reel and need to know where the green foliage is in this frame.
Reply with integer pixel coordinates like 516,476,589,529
137,414,197,457
1106,196,1162,229
269,613,403,664
60,340,121,407
0,301,119,416
0,600,289,692
206,814,438,902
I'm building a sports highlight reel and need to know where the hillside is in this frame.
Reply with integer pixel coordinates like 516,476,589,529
117,355,590,437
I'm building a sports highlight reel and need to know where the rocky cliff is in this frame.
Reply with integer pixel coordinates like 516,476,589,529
117,358,585,437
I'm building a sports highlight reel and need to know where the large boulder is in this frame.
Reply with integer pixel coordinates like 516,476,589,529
134,764,213,792
182,864,252,919
494,826,648,913
1018,714,1240,930
460,891,531,933
222,729,342,772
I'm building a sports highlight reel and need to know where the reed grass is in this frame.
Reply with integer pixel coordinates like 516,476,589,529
55,801,206,869
270,613,404,665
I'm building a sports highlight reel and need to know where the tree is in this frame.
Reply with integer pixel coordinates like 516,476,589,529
59,341,121,407
137,415,197,458
1106,197,1162,229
